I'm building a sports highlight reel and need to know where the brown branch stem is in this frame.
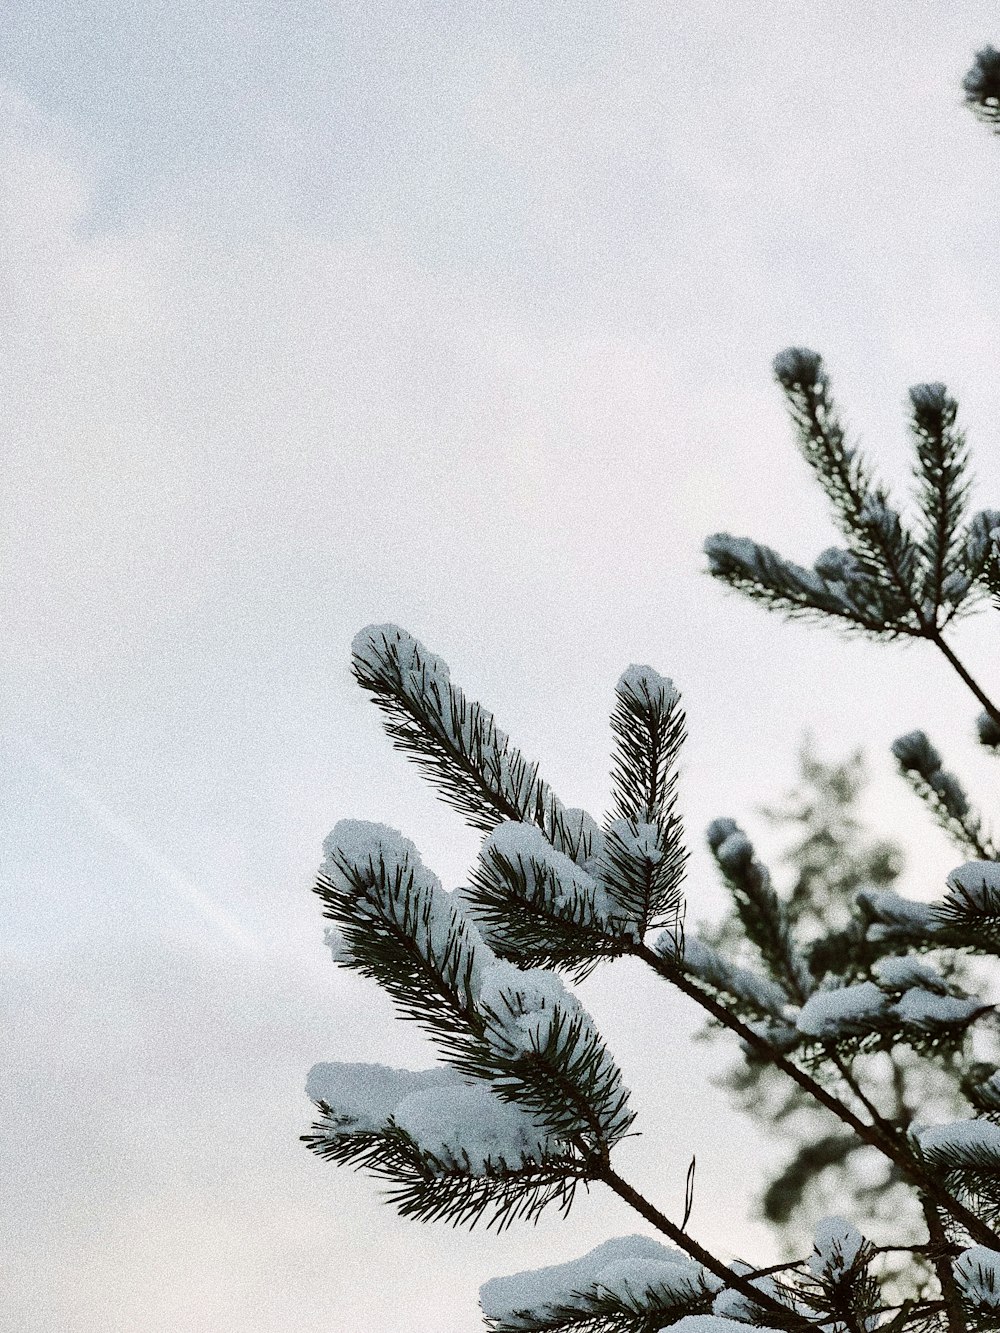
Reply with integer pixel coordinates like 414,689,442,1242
599,1162,818,1330
829,1052,903,1152
634,942,1000,1249
921,1196,969,1333
930,631,1000,728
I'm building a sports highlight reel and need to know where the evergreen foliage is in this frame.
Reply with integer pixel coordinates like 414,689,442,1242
705,818,812,1003
306,610,1000,1329
964,47,1000,130
704,352,997,643
701,746,974,1247
891,732,997,862
299,47,1000,1333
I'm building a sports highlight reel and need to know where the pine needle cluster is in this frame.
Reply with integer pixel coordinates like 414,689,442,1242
305,613,1000,1331
705,354,997,645
297,46,1000,1333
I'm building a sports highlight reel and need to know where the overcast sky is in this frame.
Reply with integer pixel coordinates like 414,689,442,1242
5,4,1000,1330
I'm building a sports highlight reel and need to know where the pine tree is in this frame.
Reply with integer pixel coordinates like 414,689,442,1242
703,743,973,1263
300,51,1000,1333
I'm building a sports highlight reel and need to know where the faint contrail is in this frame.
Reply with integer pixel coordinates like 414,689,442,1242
19,734,261,954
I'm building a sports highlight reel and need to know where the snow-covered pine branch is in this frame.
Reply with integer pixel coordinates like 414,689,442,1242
964,1067,1000,1116
908,383,972,625
937,861,1000,953
316,819,485,1050
300,44,1000,1333
954,1244,1000,1328
794,962,990,1059
855,887,946,950
355,628,691,973
916,1119,1000,1229
798,1217,879,1332
479,1234,722,1332
664,935,791,1025
604,664,688,934
351,625,598,861
770,347,921,619
976,709,1000,753
463,821,636,981
310,616,1000,1327
609,666,683,828
891,730,998,862
706,819,813,1003
314,820,635,1177
964,45,1000,130
479,1218,889,1333
703,533,902,637
302,1063,584,1228
705,352,1000,662
854,862,1000,961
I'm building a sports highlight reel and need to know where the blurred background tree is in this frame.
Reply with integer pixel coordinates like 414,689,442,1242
702,741,969,1256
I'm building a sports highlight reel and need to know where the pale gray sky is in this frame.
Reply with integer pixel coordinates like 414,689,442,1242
5,4,1000,1330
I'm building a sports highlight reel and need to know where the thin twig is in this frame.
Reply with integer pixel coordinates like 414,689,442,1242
634,942,1000,1250
830,1052,903,1150
599,1162,821,1330
930,631,1000,728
